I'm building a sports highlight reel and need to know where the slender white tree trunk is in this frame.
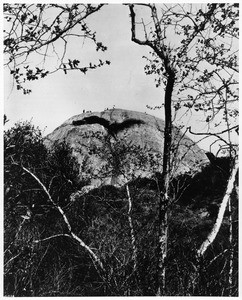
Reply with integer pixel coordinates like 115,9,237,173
228,197,233,296
197,156,238,258
22,166,105,272
126,184,138,271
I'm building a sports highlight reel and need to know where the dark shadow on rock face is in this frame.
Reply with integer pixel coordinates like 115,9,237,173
45,109,209,189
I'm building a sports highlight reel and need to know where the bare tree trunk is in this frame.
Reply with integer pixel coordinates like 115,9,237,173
156,73,175,296
126,184,138,271
197,156,238,257
228,197,233,296
129,5,176,295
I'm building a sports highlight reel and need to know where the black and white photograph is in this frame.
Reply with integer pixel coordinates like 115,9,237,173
3,2,239,296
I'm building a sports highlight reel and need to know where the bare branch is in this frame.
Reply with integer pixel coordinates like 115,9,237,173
4,252,22,267
34,233,70,243
22,166,105,271
4,4,107,93
188,125,238,153
129,4,170,71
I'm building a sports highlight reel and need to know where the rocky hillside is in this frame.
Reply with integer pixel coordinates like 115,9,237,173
44,109,208,188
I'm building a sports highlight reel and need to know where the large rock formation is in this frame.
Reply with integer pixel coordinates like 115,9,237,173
44,108,208,189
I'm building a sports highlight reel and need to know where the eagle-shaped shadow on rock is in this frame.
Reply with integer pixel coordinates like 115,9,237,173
72,116,145,138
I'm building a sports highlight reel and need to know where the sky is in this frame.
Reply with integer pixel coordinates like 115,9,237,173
3,2,239,154
4,5,164,128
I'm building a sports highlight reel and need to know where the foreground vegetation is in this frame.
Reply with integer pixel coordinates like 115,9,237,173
4,122,238,296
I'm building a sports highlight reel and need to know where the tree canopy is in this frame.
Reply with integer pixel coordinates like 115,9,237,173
4,3,110,94
129,3,238,155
